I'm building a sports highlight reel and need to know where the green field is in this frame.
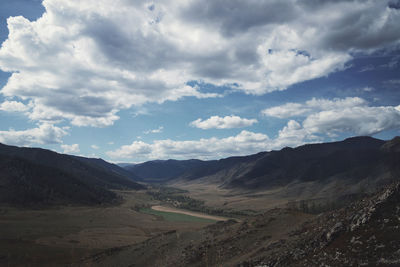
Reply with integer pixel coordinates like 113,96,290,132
140,208,216,223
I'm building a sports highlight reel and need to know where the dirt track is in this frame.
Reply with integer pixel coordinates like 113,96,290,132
151,205,229,221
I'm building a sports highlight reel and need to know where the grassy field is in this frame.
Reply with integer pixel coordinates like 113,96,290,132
139,208,216,223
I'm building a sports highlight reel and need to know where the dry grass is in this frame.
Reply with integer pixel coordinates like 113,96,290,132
169,181,291,211
0,190,214,266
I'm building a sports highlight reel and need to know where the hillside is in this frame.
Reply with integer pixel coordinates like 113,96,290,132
82,181,400,266
124,136,389,188
174,136,388,189
0,143,144,206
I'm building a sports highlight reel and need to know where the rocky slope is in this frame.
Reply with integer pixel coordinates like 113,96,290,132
253,181,400,266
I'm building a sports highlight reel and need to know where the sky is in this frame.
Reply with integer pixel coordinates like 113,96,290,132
0,0,399,163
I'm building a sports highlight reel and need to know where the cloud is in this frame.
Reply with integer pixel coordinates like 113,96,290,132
274,120,319,148
0,123,67,146
190,115,257,129
0,0,399,126
363,87,374,92
143,126,163,134
359,64,375,72
91,144,99,149
303,105,400,136
106,127,322,161
0,100,29,112
262,97,366,118
61,143,80,154
107,130,272,160
263,97,400,136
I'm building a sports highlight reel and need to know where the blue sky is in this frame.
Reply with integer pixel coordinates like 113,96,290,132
0,0,399,162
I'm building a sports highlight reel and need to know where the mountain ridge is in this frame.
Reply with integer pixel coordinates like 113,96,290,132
122,136,399,203
0,142,144,206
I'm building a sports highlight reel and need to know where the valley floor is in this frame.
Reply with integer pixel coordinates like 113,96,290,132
150,205,229,221
0,189,217,266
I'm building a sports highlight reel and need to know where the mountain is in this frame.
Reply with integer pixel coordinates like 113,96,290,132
122,136,399,204
73,156,141,181
0,143,144,206
222,136,388,189
123,159,205,182
174,136,388,188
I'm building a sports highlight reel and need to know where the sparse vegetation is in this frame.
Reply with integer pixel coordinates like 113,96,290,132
147,186,257,218
286,193,370,214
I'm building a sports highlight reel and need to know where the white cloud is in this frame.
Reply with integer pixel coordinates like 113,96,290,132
0,101,29,112
0,0,399,126
107,130,272,160
91,144,99,149
190,115,257,129
61,143,80,154
303,105,400,136
261,97,366,118
274,120,319,148
106,127,321,161
0,123,67,146
263,97,400,137
143,126,164,134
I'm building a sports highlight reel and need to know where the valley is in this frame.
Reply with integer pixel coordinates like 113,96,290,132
1,0,399,266
0,136,399,266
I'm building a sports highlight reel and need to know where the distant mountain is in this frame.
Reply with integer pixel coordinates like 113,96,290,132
0,143,144,206
171,136,395,191
74,156,141,181
123,136,400,202
123,159,205,182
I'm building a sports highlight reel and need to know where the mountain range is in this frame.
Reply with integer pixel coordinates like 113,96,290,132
122,136,400,202
1,135,399,207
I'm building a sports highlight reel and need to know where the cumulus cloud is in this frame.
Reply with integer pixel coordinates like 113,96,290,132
303,105,400,136
61,143,80,154
190,115,257,129
0,0,399,126
107,130,272,160
106,127,322,161
263,97,400,137
274,120,319,148
0,123,67,146
91,144,99,149
0,100,29,112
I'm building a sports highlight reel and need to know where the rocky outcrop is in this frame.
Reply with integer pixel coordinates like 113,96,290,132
255,182,400,266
